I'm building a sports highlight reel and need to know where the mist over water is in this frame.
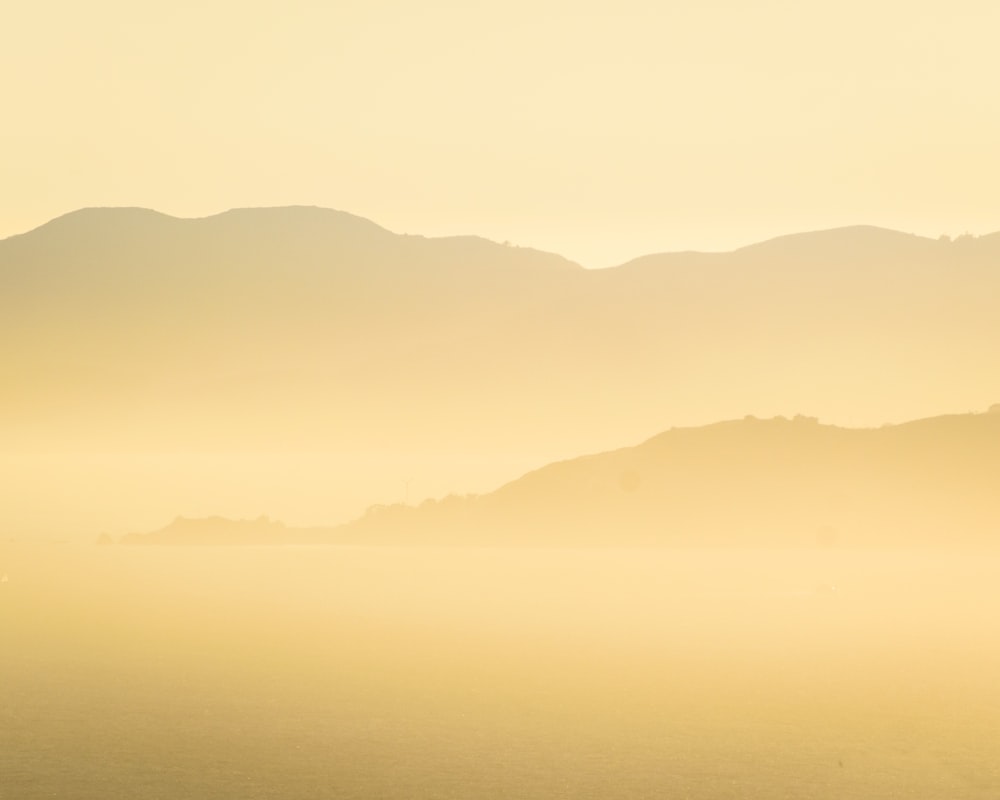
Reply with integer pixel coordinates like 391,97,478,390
3,543,998,799
6,0,1000,793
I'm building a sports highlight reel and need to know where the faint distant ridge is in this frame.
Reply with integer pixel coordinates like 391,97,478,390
736,224,929,255
123,408,1000,548
7,208,990,261
1,205,581,271
120,515,297,546
616,224,983,272
4,205,391,243
3,206,1000,457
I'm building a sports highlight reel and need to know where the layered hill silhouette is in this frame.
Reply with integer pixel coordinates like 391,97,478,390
6,207,1000,538
3,207,1000,457
122,409,1000,547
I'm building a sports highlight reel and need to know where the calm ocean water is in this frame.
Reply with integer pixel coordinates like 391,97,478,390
2,544,999,799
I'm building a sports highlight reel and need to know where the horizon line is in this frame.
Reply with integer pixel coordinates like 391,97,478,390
4,204,996,270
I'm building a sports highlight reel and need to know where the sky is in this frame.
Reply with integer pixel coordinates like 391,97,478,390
3,0,998,267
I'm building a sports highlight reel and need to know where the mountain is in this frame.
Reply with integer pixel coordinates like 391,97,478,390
0,206,585,453
333,408,1000,547
123,409,1000,548
3,207,1000,536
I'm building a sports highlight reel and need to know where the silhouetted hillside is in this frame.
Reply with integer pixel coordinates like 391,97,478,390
124,410,1000,548
334,410,1000,547
5,208,1000,538
3,208,1000,457
0,206,588,454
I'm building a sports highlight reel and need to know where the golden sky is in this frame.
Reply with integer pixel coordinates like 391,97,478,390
3,0,998,266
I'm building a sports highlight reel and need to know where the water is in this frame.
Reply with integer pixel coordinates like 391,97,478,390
2,543,999,798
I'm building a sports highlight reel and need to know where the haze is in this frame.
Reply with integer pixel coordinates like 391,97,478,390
4,3,1000,798
4,0,1000,266
4,210,1000,538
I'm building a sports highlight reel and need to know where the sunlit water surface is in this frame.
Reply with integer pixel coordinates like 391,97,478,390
2,543,999,799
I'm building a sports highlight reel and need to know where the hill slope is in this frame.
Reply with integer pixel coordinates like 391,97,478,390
4,208,1000,537
125,409,1000,548
3,209,1000,455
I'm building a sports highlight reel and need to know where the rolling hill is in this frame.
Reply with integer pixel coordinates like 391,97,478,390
3,208,1000,455
123,409,1000,548
4,207,1000,537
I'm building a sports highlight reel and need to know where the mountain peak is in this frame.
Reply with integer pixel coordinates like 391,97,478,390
3,205,394,245
735,225,934,258
204,205,393,236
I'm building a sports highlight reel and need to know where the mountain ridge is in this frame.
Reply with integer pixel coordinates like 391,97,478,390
4,206,1000,536
6,206,995,268
119,408,1000,548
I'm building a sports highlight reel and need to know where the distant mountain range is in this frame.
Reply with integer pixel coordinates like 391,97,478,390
4,207,1000,457
121,409,1000,547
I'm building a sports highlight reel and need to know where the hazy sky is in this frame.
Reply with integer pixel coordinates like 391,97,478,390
3,0,998,266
